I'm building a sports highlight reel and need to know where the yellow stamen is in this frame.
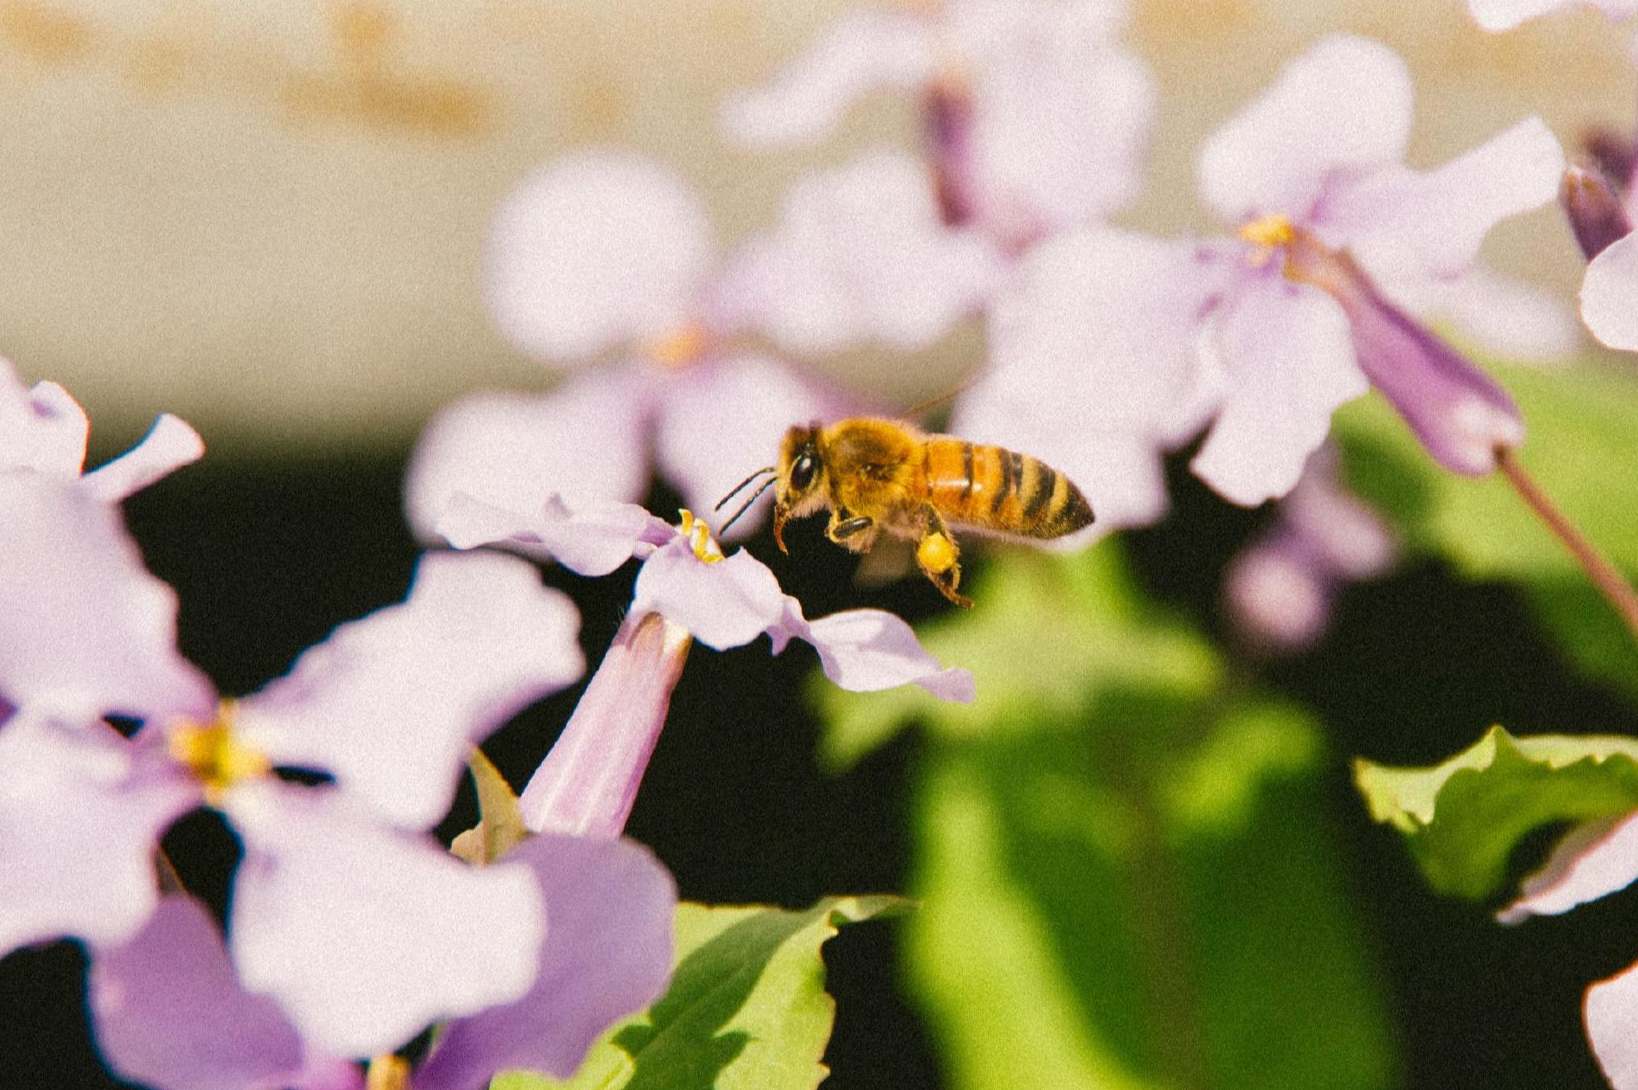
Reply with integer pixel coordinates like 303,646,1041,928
1238,213,1296,248
644,324,708,370
677,509,725,563
166,701,270,803
1238,213,1297,269
365,1055,411,1090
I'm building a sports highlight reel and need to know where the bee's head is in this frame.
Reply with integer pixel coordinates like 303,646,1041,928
711,422,826,546
772,423,826,551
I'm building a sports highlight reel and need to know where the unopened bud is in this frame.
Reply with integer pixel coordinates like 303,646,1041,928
1562,163,1632,261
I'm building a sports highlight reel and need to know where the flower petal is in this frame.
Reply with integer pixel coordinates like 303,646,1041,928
1191,277,1366,505
226,783,546,1058
773,602,975,702
1587,959,1638,1090
238,552,583,831
1412,265,1580,361
961,5,1156,238
0,361,87,479
89,895,360,1090
1466,0,1638,31
519,612,691,839
486,151,716,362
404,369,656,542
81,414,205,504
413,834,675,1090
720,10,935,148
629,538,788,650
1281,447,1396,580
1223,531,1333,652
654,355,849,538
438,493,674,577
1581,229,1638,352
1329,116,1564,285
0,474,215,722
985,226,1223,430
712,150,1003,356
1497,811,1638,922
1198,35,1413,225
0,712,197,953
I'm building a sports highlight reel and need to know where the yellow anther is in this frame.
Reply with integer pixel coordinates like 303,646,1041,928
677,509,725,563
644,324,708,370
166,701,270,802
917,532,957,574
1238,213,1296,249
365,1055,411,1090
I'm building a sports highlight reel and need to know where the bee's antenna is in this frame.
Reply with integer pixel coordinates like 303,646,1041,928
717,476,778,535
714,466,777,511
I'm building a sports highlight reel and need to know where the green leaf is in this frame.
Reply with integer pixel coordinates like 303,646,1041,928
817,541,1219,769
1354,725,1638,899
1333,361,1638,694
907,696,1395,1090
497,896,906,1090
450,748,528,866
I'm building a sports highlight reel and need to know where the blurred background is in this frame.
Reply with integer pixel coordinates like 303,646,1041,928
2,1,1637,1088
0,0,1628,445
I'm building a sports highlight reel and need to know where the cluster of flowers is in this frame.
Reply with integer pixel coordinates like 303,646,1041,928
0,354,970,1089
406,0,1638,1083
410,0,1623,655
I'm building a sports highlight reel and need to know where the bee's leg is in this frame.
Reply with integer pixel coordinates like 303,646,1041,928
827,509,877,552
914,505,972,608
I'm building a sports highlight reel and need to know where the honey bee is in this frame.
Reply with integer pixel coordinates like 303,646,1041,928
715,418,1094,607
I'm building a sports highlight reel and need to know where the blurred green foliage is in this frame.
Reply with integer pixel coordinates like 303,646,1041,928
1334,361,1638,698
822,544,1397,1090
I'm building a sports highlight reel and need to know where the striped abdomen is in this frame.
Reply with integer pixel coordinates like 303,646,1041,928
923,437,1094,539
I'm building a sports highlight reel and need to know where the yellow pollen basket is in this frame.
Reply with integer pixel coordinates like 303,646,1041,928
677,509,725,563
644,324,708,370
166,701,271,801
917,532,957,574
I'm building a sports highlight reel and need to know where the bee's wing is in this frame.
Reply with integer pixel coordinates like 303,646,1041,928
853,535,917,587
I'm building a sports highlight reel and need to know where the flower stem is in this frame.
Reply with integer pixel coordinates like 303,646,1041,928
1496,447,1638,650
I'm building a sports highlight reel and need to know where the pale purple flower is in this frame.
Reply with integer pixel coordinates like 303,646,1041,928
437,493,976,702
0,550,585,1057
1464,0,1638,31
410,151,851,541
0,367,212,722
1496,809,1638,1088
710,149,1005,357
723,0,1156,248
1223,446,1395,652
961,36,1564,512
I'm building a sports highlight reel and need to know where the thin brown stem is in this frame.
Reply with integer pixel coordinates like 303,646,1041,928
1497,446,1638,650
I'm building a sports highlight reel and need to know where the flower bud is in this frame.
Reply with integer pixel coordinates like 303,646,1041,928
1561,163,1632,261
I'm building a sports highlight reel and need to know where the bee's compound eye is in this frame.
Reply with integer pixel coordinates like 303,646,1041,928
790,454,818,492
